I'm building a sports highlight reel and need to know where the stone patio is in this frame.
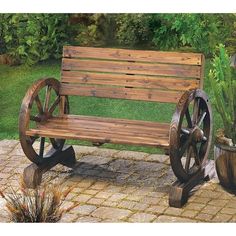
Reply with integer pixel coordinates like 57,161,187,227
0,139,235,223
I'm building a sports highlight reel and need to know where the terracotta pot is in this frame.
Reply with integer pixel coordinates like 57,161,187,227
214,144,236,190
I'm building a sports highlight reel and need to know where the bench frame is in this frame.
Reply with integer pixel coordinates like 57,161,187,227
19,46,214,208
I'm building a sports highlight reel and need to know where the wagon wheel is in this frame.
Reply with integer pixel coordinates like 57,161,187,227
19,78,69,165
169,89,212,182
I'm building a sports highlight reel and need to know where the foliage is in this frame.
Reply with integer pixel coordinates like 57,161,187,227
225,14,236,54
74,14,117,47
116,14,154,47
0,13,235,64
0,180,77,222
209,44,236,144
151,14,231,56
0,14,71,65
74,13,234,55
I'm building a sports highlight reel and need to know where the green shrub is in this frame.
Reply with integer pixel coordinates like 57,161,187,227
0,14,71,65
225,14,236,54
1,13,235,65
151,14,231,56
116,14,154,47
209,44,236,144
74,14,117,47
101,13,233,55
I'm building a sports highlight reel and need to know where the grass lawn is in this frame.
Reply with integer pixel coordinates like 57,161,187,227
0,59,222,157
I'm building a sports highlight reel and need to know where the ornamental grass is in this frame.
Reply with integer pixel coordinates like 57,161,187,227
0,179,77,222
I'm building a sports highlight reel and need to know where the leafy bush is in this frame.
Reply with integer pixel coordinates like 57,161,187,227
209,44,236,144
116,14,154,47
151,14,231,56
81,13,233,55
74,14,117,47
225,14,236,54
0,181,77,222
0,14,71,65
1,13,235,65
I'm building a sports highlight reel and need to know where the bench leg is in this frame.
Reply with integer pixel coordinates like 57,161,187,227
169,161,215,208
23,145,76,188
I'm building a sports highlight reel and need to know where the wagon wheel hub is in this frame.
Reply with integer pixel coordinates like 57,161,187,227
182,126,205,143
38,112,53,122
192,126,205,142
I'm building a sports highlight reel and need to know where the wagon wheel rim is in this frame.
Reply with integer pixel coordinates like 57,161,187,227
19,78,69,164
169,89,212,182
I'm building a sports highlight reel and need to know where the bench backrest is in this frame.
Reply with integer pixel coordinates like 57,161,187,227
60,46,204,104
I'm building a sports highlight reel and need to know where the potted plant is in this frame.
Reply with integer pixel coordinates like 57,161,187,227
209,44,236,190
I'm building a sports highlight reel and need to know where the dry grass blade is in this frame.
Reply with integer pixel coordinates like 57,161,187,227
0,180,77,222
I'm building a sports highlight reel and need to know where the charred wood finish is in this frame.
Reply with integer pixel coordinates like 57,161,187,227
23,145,76,188
169,89,212,182
19,78,69,164
19,46,212,207
215,144,236,190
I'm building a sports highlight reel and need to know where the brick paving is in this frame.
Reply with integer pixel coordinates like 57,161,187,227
0,139,235,223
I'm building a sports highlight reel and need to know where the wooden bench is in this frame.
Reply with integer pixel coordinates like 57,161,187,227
19,46,213,207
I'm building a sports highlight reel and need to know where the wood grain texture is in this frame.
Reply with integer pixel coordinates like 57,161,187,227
200,54,205,89
61,71,200,91
39,116,169,136
169,89,212,182
25,115,170,148
61,46,204,102
63,46,203,65
62,58,201,78
59,83,183,103
215,144,236,190
19,78,62,164
19,46,210,207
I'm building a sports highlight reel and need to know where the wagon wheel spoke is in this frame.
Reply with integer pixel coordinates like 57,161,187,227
29,136,38,145
44,85,52,113
30,115,41,122
192,143,201,166
48,95,60,115
50,138,60,149
35,95,43,114
179,137,191,158
185,107,193,128
185,145,193,171
192,98,199,125
39,137,45,157
197,111,207,127
181,128,190,135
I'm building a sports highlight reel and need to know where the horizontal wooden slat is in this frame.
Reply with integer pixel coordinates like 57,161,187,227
38,123,168,140
26,115,170,148
62,58,201,78
52,115,170,129
26,128,169,147
40,116,170,136
63,46,202,66
61,71,200,91
59,84,183,103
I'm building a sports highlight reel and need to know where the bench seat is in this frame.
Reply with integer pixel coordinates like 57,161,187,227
26,115,170,148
